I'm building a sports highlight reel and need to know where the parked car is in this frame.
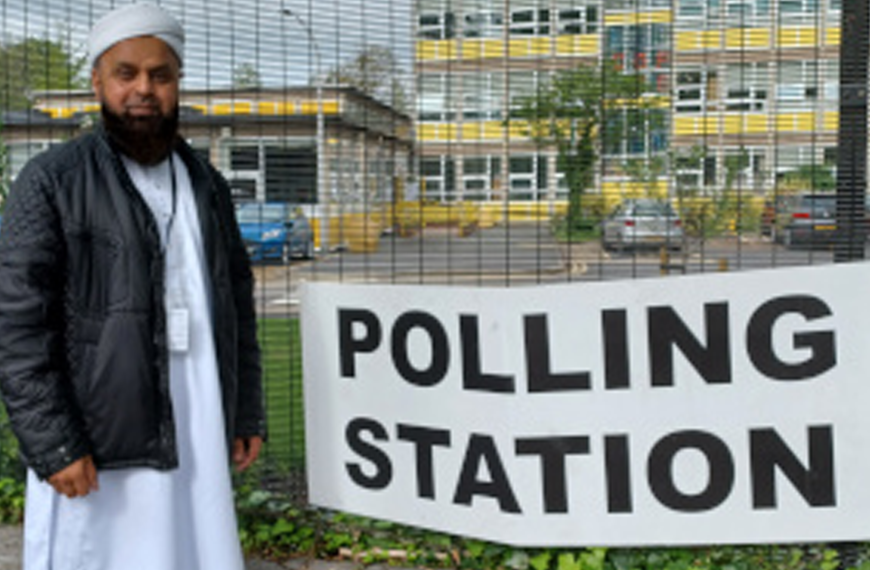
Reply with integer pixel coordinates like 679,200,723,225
234,202,314,263
773,193,869,249
601,198,684,252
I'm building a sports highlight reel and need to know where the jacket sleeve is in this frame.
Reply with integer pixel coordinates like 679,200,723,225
212,172,266,440
0,161,91,479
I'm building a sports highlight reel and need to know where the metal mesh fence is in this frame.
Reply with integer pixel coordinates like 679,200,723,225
0,0,867,510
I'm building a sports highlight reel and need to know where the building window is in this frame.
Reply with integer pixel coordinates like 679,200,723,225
555,1,598,35
776,60,822,109
675,68,713,113
678,0,722,18
508,154,548,200
418,74,451,122
507,70,541,118
462,155,502,200
723,63,770,111
418,0,456,39
420,156,457,201
461,72,504,120
463,0,503,38
509,1,550,37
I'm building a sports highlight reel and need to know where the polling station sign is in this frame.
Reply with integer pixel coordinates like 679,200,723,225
301,262,870,547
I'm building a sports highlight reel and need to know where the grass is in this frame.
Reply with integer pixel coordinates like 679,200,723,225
258,317,306,471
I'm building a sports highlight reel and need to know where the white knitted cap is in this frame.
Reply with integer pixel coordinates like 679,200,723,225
88,3,184,69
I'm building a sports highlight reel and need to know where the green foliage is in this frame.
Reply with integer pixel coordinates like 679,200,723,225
0,477,24,523
258,318,305,470
780,165,836,193
512,62,650,222
232,62,262,89
324,45,409,112
0,37,87,110
233,487,870,570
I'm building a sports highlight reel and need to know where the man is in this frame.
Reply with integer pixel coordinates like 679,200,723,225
0,4,265,569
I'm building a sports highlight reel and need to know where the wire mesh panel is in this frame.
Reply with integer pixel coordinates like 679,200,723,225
0,0,866,508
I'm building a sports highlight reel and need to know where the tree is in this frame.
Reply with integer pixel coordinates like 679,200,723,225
780,164,836,192
0,37,87,110
512,61,650,224
323,45,408,112
232,62,262,89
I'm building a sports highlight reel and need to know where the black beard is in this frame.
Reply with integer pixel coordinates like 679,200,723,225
101,104,179,166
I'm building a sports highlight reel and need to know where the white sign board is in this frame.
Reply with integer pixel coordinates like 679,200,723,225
301,263,870,547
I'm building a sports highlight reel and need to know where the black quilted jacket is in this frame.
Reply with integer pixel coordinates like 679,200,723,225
0,127,264,479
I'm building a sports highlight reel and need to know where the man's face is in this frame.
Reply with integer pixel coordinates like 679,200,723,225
92,35,181,123
91,36,182,164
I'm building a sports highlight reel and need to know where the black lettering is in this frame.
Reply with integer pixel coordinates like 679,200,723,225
603,309,630,389
454,434,521,513
392,311,450,387
648,430,735,512
750,426,836,508
525,314,591,392
397,424,452,500
648,303,732,386
605,434,633,513
339,309,382,378
747,296,836,381
345,417,392,490
515,436,590,513
461,315,515,393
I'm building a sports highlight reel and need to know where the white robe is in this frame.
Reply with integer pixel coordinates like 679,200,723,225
23,154,245,570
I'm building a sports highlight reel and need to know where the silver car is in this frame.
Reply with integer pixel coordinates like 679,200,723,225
601,198,684,252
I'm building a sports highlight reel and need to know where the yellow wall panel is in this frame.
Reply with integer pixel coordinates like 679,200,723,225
794,112,814,131
725,28,770,49
461,123,481,141
213,102,252,115
530,36,552,56
441,40,458,60
578,34,599,54
673,116,699,136
778,27,818,47
776,113,797,131
824,111,839,131
417,124,437,142
508,38,531,57
675,31,701,51
461,39,504,59
826,27,841,46
555,35,576,55
723,115,743,135
744,114,768,133
507,121,530,140
702,30,722,49
483,39,504,58
482,121,504,140
461,40,483,60
416,40,437,60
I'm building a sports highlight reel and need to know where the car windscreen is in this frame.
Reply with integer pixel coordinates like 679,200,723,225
236,204,285,224
630,202,676,217
800,197,836,215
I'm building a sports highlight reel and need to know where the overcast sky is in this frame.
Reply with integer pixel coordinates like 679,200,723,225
1,0,414,89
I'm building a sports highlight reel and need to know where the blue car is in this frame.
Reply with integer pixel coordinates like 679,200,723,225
234,202,314,263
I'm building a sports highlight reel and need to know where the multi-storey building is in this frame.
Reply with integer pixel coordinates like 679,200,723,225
414,0,843,207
